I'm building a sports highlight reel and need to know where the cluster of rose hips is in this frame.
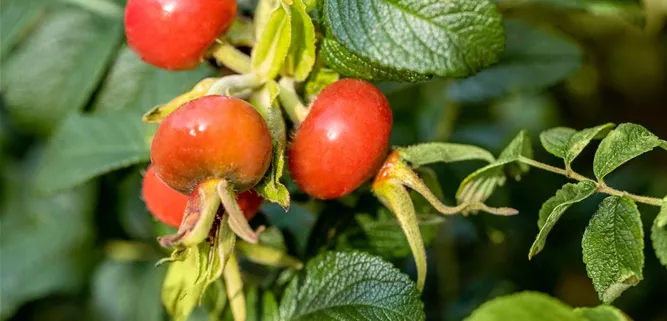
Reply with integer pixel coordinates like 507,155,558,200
128,0,392,242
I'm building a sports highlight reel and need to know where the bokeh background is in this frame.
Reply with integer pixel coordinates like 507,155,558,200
1,0,666,320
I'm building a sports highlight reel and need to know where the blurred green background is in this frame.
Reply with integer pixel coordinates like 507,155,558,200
1,0,666,320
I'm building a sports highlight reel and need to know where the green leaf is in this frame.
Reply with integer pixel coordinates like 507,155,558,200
530,181,597,258
91,260,166,321
539,127,577,159
373,181,427,291
1,8,123,136
464,291,579,321
456,130,532,204
573,306,629,321
254,0,279,41
448,19,582,102
341,211,444,260
262,203,316,256
92,46,214,114
251,81,290,208
320,37,431,82
0,0,45,58
252,2,292,81
284,0,316,81
399,143,495,167
262,291,280,321
35,112,154,194
582,196,644,303
304,65,339,103
593,123,663,180
651,197,667,269
322,0,504,78
0,161,97,320
162,245,209,321
279,251,425,320
564,123,615,167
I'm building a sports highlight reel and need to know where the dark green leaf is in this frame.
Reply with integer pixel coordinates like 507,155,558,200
1,8,123,135
564,123,615,167
464,292,579,321
573,305,629,321
322,0,504,78
279,251,425,320
582,196,644,303
35,112,154,194
539,127,577,159
593,123,663,180
651,197,667,269
284,0,316,81
118,169,155,240
0,161,97,319
262,203,316,256
530,181,597,258
91,260,165,321
320,38,431,82
92,46,214,114
0,0,45,58
399,142,495,167
448,19,582,102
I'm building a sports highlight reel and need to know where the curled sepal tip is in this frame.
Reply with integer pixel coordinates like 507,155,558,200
217,179,265,244
158,180,221,248
372,179,426,291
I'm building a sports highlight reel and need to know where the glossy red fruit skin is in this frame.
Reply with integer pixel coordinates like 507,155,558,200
124,0,236,70
143,166,263,227
288,79,393,199
151,95,272,194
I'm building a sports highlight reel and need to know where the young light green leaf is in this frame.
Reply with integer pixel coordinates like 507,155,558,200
250,81,290,208
399,143,495,167
35,112,154,194
254,0,279,41
564,123,615,167
320,37,431,82
284,0,316,81
322,0,504,78
92,46,214,114
651,197,667,269
252,2,291,81
1,8,123,136
262,291,280,321
660,140,667,150
373,181,427,291
91,260,166,321
530,181,597,259
456,131,531,204
573,305,629,321
582,196,644,303
448,19,582,103
279,251,425,320
162,245,209,321
464,291,579,321
304,65,339,103
539,127,577,159
0,0,45,58
593,123,663,180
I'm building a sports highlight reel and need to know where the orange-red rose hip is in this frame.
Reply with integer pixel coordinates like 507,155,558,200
288,79,393,199
151,95,272,194
124,0,237,70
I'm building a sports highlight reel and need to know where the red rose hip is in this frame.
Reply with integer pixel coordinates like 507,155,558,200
124,0,237,70
288,79,393,199
142,166,264,228
151,95,272,194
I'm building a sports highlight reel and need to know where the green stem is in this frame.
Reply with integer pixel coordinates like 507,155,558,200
278,77,309,126
518,156,663,207
223,254,246,321
209,42,252,74
207,73,263,97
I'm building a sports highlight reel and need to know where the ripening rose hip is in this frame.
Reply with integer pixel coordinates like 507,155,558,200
124,0,237,70
151,95,272,194
142,166,263,228
288,79,393,199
